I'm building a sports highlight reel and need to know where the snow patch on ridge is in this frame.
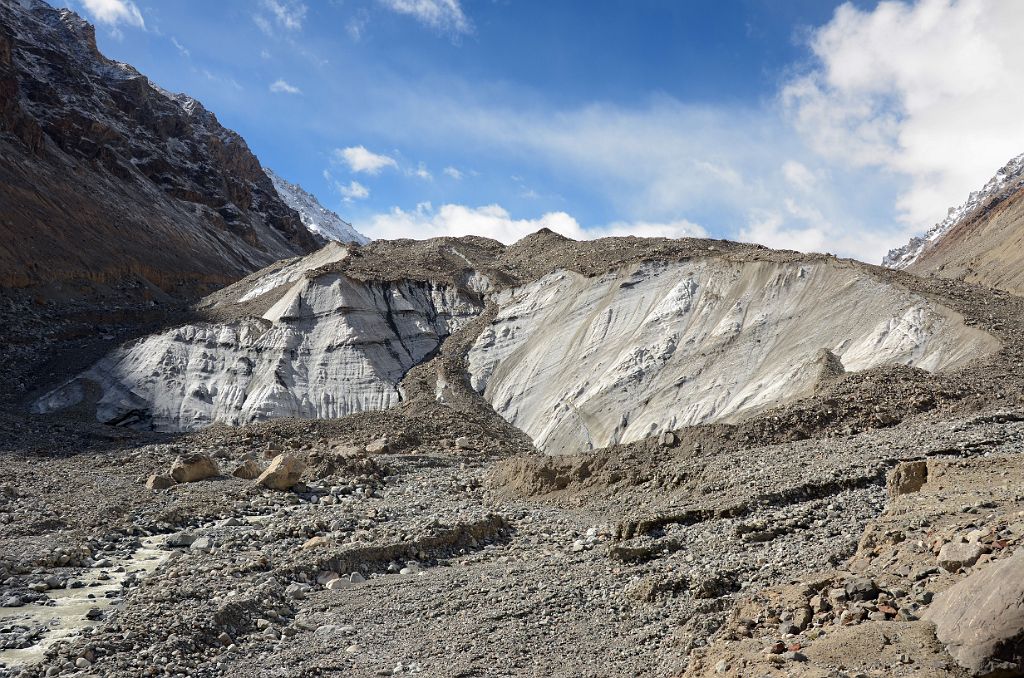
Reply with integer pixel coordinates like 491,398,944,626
266,169,369,245
883,152,1024,268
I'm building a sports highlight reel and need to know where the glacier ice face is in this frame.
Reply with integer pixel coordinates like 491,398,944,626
34,256,482,431
467,259,997,453
265,169,369,245
34,244,997,448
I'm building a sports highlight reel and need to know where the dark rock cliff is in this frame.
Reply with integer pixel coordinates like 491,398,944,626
0,0,322,296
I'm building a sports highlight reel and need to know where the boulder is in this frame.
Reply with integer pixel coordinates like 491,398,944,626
169,454,219,483
924,549,1024,676
166,532,196,547
455,436,475,450
232,459,263,480
364,438,389,454
888,460,928,498
257,453,306,491
302,536,328,550
190,537,213,552
844,577,879,601
659,430,677,447
938,540,986,572
145,474,175,490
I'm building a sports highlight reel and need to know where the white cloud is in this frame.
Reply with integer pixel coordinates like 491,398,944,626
377,0,471,35
781,160,816,192
740,212,829,257
169,37,190,58
254,15,274,36
80,0,145,29
269,79,301,95
335,146,398,174
171,37,190,59
413,162,432,180
361,202,706,243
262,0,307,31
783,0,1024,233
347,10,370,41
366,96,784,221
591,218,708,240
338,181,370,201
443,166,464,180
738,199,897,263
201,69,243,91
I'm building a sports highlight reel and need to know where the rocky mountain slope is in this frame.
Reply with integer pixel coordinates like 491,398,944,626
884,152,1024,295
266,169,369,245
0,0,322,295
33,235,997,445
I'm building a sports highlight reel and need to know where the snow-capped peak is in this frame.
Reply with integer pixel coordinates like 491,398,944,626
265,169,369,245
883,151,1024,269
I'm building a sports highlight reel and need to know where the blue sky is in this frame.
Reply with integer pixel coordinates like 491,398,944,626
68,0,1024,262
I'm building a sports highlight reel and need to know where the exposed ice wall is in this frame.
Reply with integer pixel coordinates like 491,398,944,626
34,267,482,430
467,259,997,453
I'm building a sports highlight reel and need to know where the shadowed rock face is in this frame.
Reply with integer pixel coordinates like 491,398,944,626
0,0,321,294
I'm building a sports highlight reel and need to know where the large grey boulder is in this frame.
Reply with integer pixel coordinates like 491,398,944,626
924,549,1024,676
937,540,986,572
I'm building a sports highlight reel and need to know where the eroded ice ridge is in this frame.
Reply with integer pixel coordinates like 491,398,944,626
467,259,997,453
883,151,1024,269
34,245,482,431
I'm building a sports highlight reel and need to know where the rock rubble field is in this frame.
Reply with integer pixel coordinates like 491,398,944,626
2,233,1024,677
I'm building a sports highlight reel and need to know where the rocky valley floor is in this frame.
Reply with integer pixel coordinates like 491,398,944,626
0,403,1022,677
2,235,1024,677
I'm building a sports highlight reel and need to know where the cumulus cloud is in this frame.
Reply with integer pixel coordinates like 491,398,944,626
377,0,471,35
361,202,706,243
269,79,301,95
335,146,398,174
738,199,897,263
338,181,370,201
443,166,464,180
781,160,817,193
783,0,1024,232
80,0,144,29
